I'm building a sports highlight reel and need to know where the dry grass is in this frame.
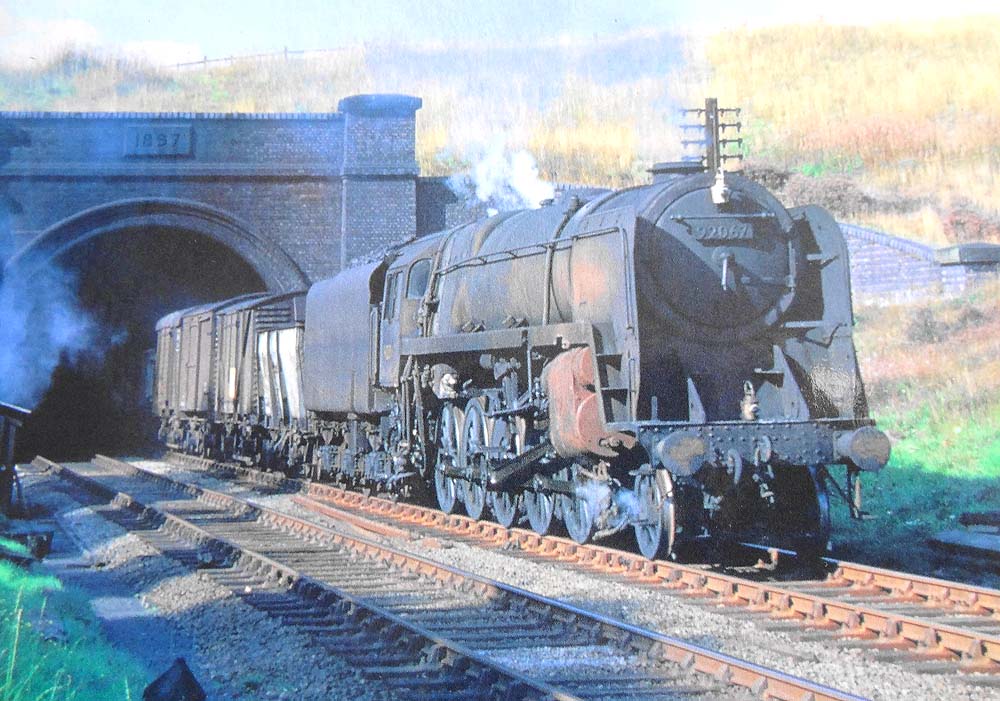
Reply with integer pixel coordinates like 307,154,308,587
0,39,700,187
708,18,1000,162
850,208,952,247
855,279,1000,450
707,16,1000,241
526,74,689,186
3,20,1000,238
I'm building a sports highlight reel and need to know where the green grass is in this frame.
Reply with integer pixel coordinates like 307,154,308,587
833,452,1000,585
0,538,32,559
0,562,148,700
834,284,1000,583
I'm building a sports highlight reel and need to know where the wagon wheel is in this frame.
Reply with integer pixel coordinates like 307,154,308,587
633,468,677,560
560,463,597,545
488,415,525,528
460,398,490,520
194,425,208,457
433,403,464,514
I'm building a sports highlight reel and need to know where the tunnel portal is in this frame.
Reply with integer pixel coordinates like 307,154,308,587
15,227,266,460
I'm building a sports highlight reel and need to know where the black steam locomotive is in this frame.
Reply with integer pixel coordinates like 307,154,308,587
154,101,889,558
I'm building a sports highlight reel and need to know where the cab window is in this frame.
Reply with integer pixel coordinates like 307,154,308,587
383,271,401,320
406,259,432,299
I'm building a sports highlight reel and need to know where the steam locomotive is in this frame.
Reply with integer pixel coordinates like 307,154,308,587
154,101,889,559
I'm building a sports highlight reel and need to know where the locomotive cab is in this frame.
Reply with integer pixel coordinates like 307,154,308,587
378,233,443,387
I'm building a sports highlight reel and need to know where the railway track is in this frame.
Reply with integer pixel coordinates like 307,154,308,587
32,454,860,701
160,451,1000,686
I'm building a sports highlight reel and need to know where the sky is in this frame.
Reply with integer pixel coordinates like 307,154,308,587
1,1,998,66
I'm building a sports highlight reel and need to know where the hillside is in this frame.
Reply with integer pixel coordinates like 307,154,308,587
2,18,1000,245
843,281,1000,579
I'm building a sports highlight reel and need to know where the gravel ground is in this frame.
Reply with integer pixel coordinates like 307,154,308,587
126,456,1000,701
19,465,401,701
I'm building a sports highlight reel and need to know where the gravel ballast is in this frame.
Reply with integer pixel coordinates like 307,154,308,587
110,458,1000,699
21,465,400,701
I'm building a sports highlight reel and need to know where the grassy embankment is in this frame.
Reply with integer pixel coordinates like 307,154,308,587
841,282,1000,581
3,18,1000,244
707,17,1000,245
0,547,148,700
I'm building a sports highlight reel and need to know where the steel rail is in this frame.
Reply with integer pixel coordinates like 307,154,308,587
737,540,1000,619
820,560,1000,617
36,456,581,701
44,454,863,701
306,483,1000,675
160,451,1000,679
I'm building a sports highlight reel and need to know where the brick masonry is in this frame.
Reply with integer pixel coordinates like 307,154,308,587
0,94,423,291
840,223,1000,304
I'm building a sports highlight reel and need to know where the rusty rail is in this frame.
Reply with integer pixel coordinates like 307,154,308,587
40,454,864,701
159,451,1000,681
305,484,1000,675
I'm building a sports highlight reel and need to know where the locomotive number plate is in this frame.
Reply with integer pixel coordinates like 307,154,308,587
124,125,192,156
690,222,754,241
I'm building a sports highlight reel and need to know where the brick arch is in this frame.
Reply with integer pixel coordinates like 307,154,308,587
4,197,309,292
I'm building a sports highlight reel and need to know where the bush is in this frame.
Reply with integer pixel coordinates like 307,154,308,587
905,307,945,344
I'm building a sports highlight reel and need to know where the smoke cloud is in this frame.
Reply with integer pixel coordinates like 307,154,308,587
0,239,102,408
448,141,555,216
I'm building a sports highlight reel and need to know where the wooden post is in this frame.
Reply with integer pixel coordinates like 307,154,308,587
0,402,30,517
0,416,11,515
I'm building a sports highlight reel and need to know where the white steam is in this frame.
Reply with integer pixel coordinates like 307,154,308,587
0,241,101,408
613,487,641,522
448,141,555,214
575,480,612,520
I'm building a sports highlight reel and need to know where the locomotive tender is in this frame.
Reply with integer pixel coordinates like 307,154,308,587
154,101,889,558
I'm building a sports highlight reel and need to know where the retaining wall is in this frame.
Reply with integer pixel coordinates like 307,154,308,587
839,223,1000,304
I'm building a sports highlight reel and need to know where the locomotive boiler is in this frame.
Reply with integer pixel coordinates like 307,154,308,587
154,100,889,559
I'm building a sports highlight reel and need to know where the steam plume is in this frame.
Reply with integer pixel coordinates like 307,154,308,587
447,141,555,215
0,240,100,408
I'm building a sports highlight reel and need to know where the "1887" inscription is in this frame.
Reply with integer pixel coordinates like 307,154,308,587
124,125,192,156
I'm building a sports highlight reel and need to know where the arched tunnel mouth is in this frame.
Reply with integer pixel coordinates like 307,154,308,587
13,227,267,461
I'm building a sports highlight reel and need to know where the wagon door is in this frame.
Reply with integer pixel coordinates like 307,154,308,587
153,327,173,414
170,326,183,412
268,329,288,425
196,313,215,412
218,308,252,417
257,331,276,428
180,315,200,411
152,333,168,413
276,327,306,426
216,312,234,416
